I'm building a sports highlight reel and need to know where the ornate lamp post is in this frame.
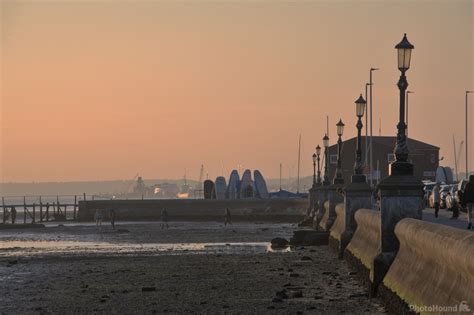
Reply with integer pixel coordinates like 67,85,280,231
312,153,317,187
316,145,322,185
323,135,330,185
391,33,414,175
353,94,367,183
339,96,371,257
333,119,345,184
372,34,421,293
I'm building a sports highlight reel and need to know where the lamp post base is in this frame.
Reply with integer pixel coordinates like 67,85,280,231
351,174,367,183
389,161,413,176
324,184,344,231
306,186,316,218
313,185,329,230
338,181,372,258
333,177,345,185
372,171,423,294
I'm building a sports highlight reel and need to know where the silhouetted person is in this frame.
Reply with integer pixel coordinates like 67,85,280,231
462,175,474,230
451,190,462,219
108,209,116,230
432,183,440,218
224,208,232,226
161,208,169,229
11,207,16,224
3,208,10,224
94,209,103,227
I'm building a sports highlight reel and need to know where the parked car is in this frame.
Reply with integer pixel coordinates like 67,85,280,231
439,185,452,209
428,184,450,208
423,181,436,208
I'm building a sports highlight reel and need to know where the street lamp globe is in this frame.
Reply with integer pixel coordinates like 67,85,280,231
323,134,329,148
336,119,345,137
395,33,414,72
312,153,317,163
316,145,321,156
355,94,366,118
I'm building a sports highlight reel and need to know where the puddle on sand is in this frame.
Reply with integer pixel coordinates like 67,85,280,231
0,241,291,257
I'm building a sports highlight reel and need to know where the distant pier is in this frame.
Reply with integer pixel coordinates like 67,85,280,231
1,194,83,224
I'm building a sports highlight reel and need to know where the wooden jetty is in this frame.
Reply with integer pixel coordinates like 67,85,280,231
0,193,89,224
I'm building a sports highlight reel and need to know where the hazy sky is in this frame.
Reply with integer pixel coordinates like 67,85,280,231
1,0,473,183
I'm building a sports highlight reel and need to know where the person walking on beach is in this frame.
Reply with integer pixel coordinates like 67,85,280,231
108,209,116,230
94,209,103,227
11,206,16,224
3,207,10,224
161,208,169,229
224,208,232,226
462,175,474,230
432,183,440,218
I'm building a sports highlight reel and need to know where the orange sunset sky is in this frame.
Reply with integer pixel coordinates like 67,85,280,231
1,0,473,183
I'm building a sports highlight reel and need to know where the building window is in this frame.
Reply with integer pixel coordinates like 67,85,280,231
430,153,435,163
330,154,338,164
387,153,395,163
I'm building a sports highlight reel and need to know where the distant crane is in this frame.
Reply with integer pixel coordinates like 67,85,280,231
125,173,139,193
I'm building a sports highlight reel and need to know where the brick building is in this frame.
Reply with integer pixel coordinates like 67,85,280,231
325,136,439,184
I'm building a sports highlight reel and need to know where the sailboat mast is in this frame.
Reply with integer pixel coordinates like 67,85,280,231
379,117,382,136
297,134,301,194
279,163,282,191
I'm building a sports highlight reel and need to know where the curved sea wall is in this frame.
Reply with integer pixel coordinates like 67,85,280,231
379,218,474,314
328,203,344,254
343,209,380,288
318,201,330,231
78,198,307,222
324,201,474,313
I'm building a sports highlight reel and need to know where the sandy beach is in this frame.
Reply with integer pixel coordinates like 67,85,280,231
0,222,386,314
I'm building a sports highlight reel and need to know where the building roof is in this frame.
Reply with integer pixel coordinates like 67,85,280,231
328,136,439,150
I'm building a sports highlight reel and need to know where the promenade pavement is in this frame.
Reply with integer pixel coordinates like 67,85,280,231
422,207,471,231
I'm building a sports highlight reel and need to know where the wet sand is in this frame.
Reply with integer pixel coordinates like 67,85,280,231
0,222,386,314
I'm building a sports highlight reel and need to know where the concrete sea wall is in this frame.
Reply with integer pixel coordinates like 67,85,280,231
318,201,330,231
379,218,474,313
343,209,380,289
316,192,474,312
328,203,344,255
78,198,307,222
317,185,474,314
